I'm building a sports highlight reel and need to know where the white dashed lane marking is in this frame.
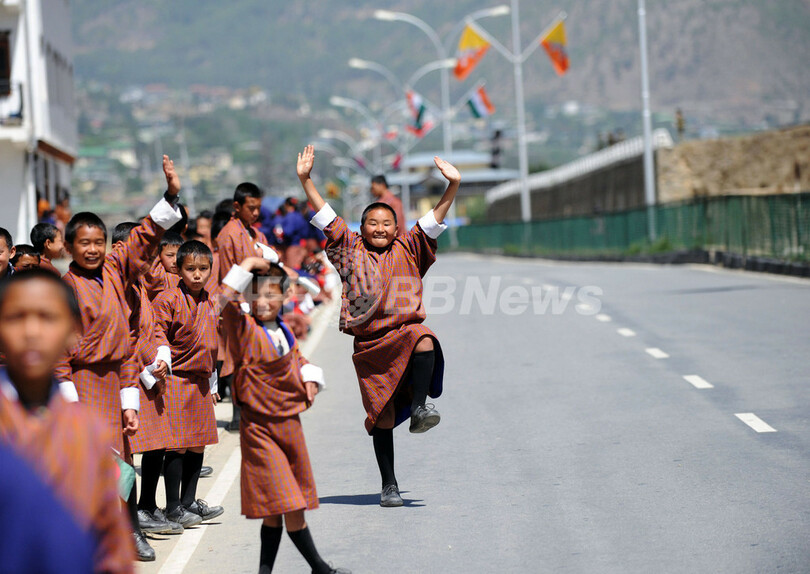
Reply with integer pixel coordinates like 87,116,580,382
595,314,612,322
645,347,670,359
617,328,636,337
683,375,714,389
735,413,777,433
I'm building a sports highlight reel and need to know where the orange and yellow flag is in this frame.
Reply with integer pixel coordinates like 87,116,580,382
454,25,490,81
540,20,569,76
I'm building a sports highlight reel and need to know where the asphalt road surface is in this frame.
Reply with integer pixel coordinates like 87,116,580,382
137,255,810,574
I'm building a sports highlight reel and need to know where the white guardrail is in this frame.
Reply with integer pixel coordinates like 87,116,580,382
485,128,675,205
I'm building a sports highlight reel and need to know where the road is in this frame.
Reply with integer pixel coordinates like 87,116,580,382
138,254,810,574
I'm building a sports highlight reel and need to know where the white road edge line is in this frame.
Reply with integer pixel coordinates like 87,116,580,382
735,413,777,433
617,328,636,337
683,375,714,389
645,347,669,359
595,314,612,322
157,448,242,574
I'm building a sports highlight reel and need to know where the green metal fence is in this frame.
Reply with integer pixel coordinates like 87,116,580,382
439,193,810,261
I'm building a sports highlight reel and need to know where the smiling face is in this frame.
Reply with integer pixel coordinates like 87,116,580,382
14,254,40,271
361,207,397,249
233,197,262,227
250,278,285,323
178,254,211,297
0,278,79,388
67,225,107,271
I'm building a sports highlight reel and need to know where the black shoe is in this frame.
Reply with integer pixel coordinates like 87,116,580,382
409,403,441,433
151,508,184,535
227,404,241,432
165,505,204,529
199,465,213,478
380,484,403,508
318,567,352,574
138,508,176,534
186,499,224,522
134,531,155,561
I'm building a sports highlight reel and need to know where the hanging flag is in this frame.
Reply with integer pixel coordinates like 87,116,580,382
454,25,490,81
391,153,403,171
540,19,569,76
406,91,433,138
467,85,496,118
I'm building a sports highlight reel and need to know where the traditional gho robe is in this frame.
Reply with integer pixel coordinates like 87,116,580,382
0,370,134,573
56,200,181,453
311,204,446,433
215,217,270,378
220,289,324,518
152,283,220,449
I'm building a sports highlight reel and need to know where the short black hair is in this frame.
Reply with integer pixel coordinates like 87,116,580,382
215,199,233,215
197,210,213,221
65,212,106,245
0,227,12,250
361,202,397,226
234,182,263,204
371,174,388,187
160,231,184,251
168,203,189,235
176,240,213,268
30,222,59,252
211,211,231,241
0,269,80,320
251,263,289,295
111,222,139,245
11,244,39,265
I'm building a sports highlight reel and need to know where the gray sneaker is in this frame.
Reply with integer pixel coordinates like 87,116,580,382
409,404,441,433
380,484,403,508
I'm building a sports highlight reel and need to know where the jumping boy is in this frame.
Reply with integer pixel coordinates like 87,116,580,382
152,240,223,526
0,270,134,573
30,221,65,274
296,145,460,507
219,257,349,574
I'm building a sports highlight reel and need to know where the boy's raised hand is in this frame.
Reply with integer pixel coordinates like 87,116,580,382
163,155,181,196
434,156,461,184
297,145,315,181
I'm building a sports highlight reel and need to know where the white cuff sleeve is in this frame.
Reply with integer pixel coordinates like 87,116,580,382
296,276,321,296
58,381,79,403
310,204,337,231
209,371,218,395
418,210,448,239
300,363,325,389
223,264,253,293
255,242,280,263
150,198,183,230
156,345,172,375
121,387,140,411
139,367,158,390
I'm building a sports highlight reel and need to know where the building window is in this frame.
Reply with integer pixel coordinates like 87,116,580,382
0,31,10,97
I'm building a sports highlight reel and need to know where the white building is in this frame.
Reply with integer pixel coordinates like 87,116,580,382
0,0,76,243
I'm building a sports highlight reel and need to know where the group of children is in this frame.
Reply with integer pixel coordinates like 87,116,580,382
0,145,461,573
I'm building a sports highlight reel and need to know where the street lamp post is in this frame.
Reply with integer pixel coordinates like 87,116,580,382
329,96,383,173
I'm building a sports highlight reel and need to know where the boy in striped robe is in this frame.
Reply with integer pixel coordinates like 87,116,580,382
111,223,185,536
296,145,460,507
0,270,134,573
152,240,224,526
56,155,183,559
219,257,349,574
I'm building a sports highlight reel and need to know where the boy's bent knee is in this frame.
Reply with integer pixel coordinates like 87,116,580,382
414,336,434,353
